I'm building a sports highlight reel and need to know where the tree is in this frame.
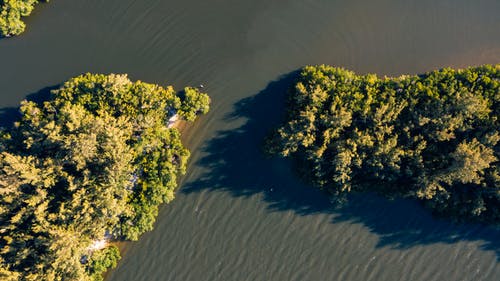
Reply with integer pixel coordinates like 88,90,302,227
267,64,500,223
0,73,210,280
0,0,49,37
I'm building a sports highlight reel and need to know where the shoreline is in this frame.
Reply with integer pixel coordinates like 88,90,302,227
104,116,187,277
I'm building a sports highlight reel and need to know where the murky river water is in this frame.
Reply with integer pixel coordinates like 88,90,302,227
1,0,499,280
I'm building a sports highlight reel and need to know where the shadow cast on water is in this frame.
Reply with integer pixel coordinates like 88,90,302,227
0,107,20,128
0,85,58,128
183,70,500,260
334,193,500,260
183,70,334,215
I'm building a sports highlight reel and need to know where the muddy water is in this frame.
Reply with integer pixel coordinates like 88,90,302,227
0,0,499,280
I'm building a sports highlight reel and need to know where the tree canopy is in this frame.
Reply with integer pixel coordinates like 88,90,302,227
267,64,500,222
0,0,48,37
0,73,210,280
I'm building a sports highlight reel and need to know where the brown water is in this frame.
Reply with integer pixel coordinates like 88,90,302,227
1,0,500,280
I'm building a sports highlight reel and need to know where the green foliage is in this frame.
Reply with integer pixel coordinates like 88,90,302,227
267,64,500,222
86,246,121,281
178,87,211,121
0,73,210,280
0,0,48,37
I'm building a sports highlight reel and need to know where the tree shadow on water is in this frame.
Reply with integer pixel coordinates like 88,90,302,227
335,193,500,260
0,85,58,128
0,107,20,128
184,70,500,260
183,70,334,215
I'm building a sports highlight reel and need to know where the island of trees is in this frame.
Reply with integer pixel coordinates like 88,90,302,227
267,64,500,222
0,0,47,37
0,73,210,280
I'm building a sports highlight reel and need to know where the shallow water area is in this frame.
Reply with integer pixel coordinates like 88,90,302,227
1,0,500,280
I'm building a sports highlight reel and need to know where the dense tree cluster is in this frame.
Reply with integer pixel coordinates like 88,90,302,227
0,73,210,280
0,0,47,37
267,65,500,222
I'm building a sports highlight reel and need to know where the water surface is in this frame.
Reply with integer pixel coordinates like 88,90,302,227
1,0,500,280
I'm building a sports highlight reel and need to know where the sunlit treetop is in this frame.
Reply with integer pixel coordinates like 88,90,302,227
0,73,210,280
267,64,500,222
